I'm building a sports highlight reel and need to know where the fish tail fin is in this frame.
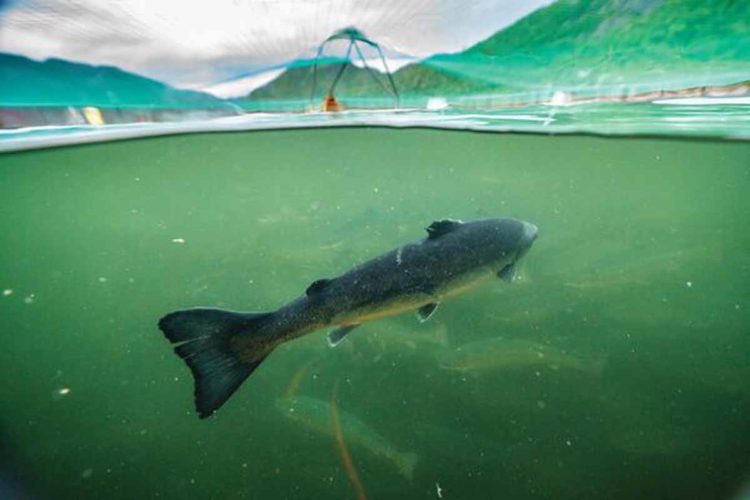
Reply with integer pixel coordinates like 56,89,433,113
397,452,419,481
158,307,273,418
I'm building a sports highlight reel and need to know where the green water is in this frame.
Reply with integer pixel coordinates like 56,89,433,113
1,129,749,499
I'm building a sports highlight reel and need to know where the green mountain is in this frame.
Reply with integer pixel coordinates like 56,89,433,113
468,0,749,58
0,53,227,108
420,0,750,92
247,0,750,105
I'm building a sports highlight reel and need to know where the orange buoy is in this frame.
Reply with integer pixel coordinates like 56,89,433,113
322,94,342,112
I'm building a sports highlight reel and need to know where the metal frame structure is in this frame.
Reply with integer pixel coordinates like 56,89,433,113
310,27,399,110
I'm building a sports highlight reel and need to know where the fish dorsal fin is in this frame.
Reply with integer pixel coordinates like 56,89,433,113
426,219,463,240
306,279,332,296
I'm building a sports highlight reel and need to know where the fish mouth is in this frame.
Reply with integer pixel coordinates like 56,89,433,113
508,221,537,265
522,222,538,243
500,221,537,273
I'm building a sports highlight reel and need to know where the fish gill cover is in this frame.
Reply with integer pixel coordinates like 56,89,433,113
0,0,749,148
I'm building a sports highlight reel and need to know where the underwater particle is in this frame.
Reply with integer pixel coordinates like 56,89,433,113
537,400,546,409
81,468,93,479
686,281,693,288
171,238,186,244
52,387,71,400
23,294,35,304
566,440,572,446
98,277,107,283
436,481,443,498
373,187,379,193
2,289,12,297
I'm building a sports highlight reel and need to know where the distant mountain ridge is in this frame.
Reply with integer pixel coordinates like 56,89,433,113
247,61,472,103
0,53,228,108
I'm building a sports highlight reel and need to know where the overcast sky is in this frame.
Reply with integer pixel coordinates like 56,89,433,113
0,0,552,96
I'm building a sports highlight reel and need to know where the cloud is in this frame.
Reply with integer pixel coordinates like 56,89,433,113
0,0,553,91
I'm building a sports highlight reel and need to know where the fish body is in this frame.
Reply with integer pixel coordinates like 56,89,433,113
158,218,538,417
276,395,417,479
440,338,604,375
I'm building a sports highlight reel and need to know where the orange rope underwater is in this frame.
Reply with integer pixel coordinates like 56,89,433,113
331,382,367,500
284,357,322,397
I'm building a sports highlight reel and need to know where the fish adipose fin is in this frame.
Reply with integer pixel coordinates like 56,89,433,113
158,308,272,419
416,303,439,322
327,324,359,347
498,263,516,282
425,219,463,240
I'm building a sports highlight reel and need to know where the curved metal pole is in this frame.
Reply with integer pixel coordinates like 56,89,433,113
375,44,400,109
310,44,326,111
311,32,399,111
352,40,390,97
328,41,354,96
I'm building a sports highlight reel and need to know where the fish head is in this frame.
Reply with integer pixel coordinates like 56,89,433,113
486,218,538,274
515,219,538,260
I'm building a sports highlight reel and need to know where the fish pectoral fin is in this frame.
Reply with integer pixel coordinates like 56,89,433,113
425,219,463,240
327,324,360,347
306,278,332,296
498,263,516,283
416,303,439,322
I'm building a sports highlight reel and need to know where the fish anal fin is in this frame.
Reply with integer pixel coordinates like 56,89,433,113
426,219,463,240
327,324,359,347
417,303,439,322
306,278,332,296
